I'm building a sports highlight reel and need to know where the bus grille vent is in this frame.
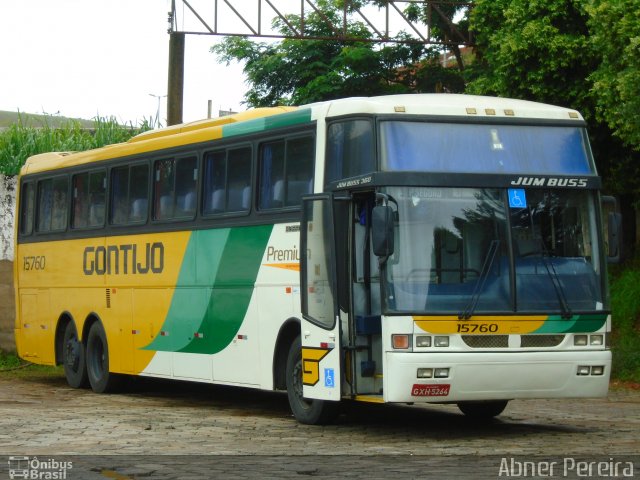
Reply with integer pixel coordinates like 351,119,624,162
106,289,111,309
520,334,565,348
461,335,508,348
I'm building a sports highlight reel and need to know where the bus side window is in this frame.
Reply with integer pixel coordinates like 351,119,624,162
72,173,89,229
19,182,35,236
129,164,149,223
325,120,374,186
203,147,251,215
285,136,314,207
259,135,314,210
37,176,68,233
175,156,197,218
110,166,129,225
154,159,175,220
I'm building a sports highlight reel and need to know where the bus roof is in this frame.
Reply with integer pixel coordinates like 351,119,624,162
318,94,583,121
20,94,583,176
20,106,298,175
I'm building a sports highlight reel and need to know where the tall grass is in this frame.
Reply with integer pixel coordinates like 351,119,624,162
609,254,640,381
0,113,155,176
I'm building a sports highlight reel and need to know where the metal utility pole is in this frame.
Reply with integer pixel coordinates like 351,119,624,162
167,31,185,126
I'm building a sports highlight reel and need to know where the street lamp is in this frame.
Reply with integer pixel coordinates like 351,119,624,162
149,93,167,128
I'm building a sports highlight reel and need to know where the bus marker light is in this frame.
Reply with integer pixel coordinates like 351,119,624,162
417,368,433,378
590,334,604,346
574,335,588,346
131,330,140,335
434,336,449,347
194,332,204,339
416,336,431,347
577,365,590,376
160,331,169,336
591,366,604,376
434,368,450,378
392,334,410,349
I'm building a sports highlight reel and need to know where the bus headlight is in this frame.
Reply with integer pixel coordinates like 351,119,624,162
574,335,588,346
590,334,604,346
417,368,433,378
416,336,431,347
434,368,450,378
434,336,449,347
591,366,605,376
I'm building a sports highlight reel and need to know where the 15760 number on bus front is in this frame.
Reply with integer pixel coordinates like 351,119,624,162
23,256,46,271
456,323,498,333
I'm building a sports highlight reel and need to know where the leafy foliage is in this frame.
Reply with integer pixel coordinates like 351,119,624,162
0,114,154,176
467,0,640,205
588,0,640,150
212,0,464,107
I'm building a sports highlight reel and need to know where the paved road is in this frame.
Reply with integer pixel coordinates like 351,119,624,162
0,373,638,479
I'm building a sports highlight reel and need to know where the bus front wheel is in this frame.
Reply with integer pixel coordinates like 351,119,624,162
86,322,122,393
285,337,339,425
62,321,88,388
457,400,509,419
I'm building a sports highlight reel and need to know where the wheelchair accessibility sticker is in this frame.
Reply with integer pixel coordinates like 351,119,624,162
508,188,527,208
324,368,335,388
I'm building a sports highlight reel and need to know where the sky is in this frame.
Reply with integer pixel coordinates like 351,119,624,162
1,0,248,126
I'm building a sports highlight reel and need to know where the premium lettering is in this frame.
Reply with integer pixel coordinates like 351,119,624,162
83,242,164,275
266,246,300,262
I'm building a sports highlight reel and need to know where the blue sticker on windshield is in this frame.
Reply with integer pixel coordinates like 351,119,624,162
508,189,527,208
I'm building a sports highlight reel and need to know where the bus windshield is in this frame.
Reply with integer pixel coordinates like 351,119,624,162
383,186,604,315
380,121,595,175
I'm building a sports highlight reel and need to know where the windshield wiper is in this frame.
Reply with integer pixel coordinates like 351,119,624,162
459,239,500,320
536,238,573,319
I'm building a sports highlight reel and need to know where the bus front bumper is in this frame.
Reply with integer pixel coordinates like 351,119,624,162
383,350,612,403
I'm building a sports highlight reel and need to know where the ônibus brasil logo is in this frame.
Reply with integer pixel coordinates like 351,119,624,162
7,456,72,479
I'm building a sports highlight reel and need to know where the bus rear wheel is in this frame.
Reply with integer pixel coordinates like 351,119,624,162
86,322,122,393
285,336,339,425
62,321,88,388
457,400,509,419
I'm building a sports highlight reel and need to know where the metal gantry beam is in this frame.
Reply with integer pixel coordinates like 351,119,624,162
169,0,473,46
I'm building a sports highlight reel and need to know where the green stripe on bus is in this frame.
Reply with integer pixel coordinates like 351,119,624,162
532,314,607,334
143,224,273,354
222,109,312,138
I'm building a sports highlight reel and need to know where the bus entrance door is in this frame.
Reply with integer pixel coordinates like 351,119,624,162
300,194,342,401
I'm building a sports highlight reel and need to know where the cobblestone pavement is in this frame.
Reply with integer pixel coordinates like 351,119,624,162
0,373,638,479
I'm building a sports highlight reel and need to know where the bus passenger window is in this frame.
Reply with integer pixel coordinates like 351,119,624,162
154,159,175,220
19,182,35,236
285,136,314,207
203,147,251,215
37,176,68,233
110,163,149,225
129,164,149,222
259,135,314,210
72,171,105,229
154,157,197,220
175,156,197,218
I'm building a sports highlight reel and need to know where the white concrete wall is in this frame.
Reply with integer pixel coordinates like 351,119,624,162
0,174,16,261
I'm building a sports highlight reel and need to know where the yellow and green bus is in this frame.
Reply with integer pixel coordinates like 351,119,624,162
15,94,617,424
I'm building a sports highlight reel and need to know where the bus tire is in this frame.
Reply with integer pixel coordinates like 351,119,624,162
457,400,509,419
86,321,122,393
285,336,339,425
62,321,88,388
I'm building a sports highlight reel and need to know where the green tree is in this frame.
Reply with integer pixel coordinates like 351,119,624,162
467,0,595,112
467,0,640,206
588,0,640,150
212,0,462,107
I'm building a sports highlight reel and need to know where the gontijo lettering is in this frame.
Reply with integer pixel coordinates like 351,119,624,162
83,242,164,275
